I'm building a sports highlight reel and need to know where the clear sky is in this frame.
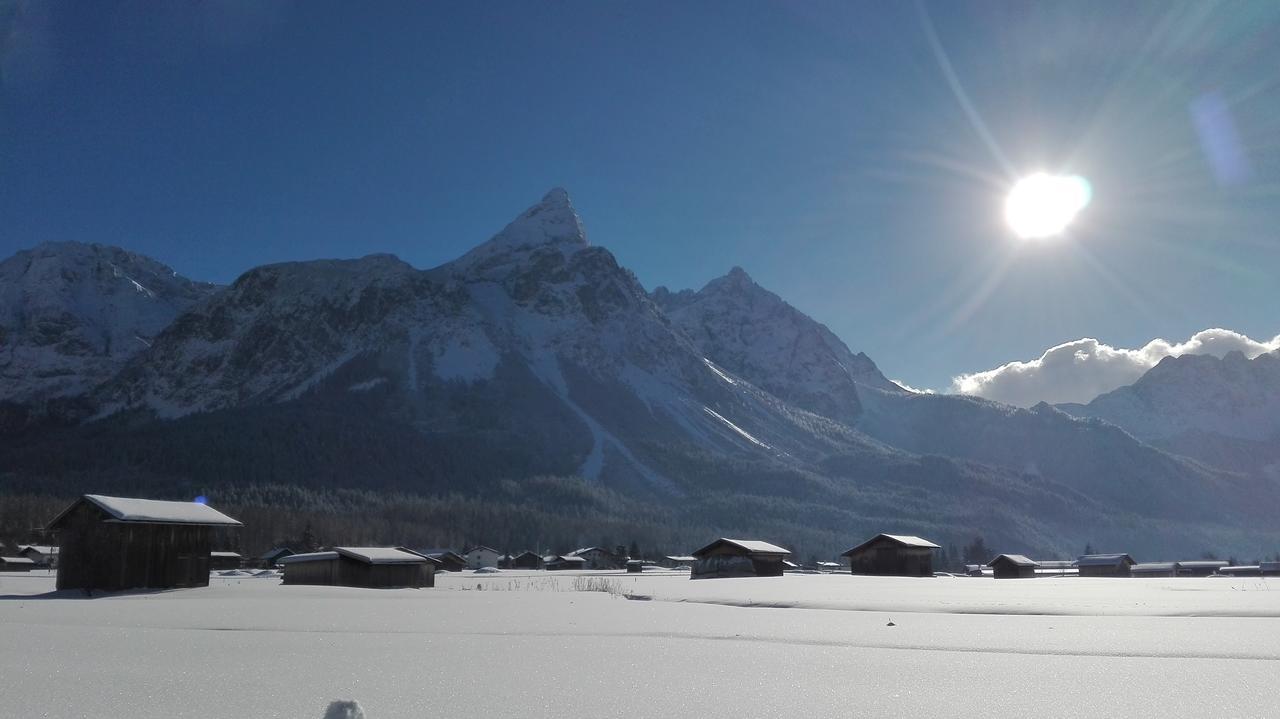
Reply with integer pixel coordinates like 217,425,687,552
3,1,1279,391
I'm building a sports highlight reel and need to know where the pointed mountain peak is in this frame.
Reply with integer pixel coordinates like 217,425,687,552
451,188,587,271
702,265,759,295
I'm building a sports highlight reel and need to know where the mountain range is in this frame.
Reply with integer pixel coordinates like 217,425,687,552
2,189,1277,559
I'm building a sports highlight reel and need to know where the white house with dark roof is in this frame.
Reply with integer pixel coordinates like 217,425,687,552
465,545,502,569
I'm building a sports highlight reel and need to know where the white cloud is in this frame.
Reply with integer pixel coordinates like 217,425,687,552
950,328,1280,407
891,379,934,395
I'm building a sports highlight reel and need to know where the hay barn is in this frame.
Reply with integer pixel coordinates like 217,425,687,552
690,538,790,579
47,495,242,592
842,534,940,577
280,547,435,588
0,556,35,572
988,554,1039,579
1075,554,1135,577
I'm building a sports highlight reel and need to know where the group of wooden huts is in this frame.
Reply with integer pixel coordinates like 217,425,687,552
13,494,1278,593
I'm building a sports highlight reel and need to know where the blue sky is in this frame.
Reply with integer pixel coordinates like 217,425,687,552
3,1,1279,392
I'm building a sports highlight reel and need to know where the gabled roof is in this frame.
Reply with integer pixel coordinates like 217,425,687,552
260,547,294,560
334,547,431,565
545,555,586,564
0,556,36,565
842,534,941,556
48,495,242,529
665,555,698,563
692,538,790,557
278,551,339,565
1075,553,1135,567
210,551,242,558
987,554,1038,568
466,545,500,555
511,550,542,559
568,547,610,556
18,545,58,555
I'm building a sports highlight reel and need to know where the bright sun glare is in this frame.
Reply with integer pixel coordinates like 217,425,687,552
1004,173,1092,239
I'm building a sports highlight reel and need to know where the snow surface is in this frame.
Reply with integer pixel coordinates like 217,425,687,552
7,570,1279,718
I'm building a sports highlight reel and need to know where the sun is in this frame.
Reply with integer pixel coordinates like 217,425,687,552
1004,173,1092,239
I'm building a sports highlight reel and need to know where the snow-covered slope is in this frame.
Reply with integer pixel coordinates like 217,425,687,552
0,242,218,403
1059,351,1280,442
94,190,886,491
652,266,903,425
1057,351,1280,475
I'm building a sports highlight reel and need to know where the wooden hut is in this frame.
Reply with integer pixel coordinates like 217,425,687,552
508,551,544,570
18,545,59,568
568,547,622,570
279,547,435,588
544,555,587,571
690,538,790,579
47,495,242,592
1131,562,1177,578
1217,565,1261,577
209,551,243,571
842,534,940,577
258,547,294,568
1075,554,1135,577
419,550,467,572
0,556,35,572
988,554,1039,579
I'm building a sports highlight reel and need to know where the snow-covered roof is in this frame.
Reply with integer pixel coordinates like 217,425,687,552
49,495,242,528
842,534,941,556
260,547,294,560
210,551,242,558
568,547,609,557
665,556,698,562
1075,554,1135,567
334,547,431,565
693,538,791,557
466,545,500,555
1176,560,1229,569
18,545,58,555
1,556,36,565
546,555,586,564
1132,562,1177,572
278,551,338,564
988,554,1038,567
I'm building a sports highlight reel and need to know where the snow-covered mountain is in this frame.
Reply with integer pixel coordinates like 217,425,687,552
0,242,218,404
3,190,1275,557
1058,350,1280,475
652,267,904,426
94,189,890,493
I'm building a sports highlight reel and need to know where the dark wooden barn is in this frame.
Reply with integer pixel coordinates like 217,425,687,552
209,551,243,571
508,551,544,570
47,495,243,592
420,550,467,572
1219,565,1262,577
544,555,587,571
1261,562,1280,576
279,547,435,588
988,554,1039,579
1075,554,1135,577
842,534,940,577
0,556,35,572
257,547,294,568
690,538,791,579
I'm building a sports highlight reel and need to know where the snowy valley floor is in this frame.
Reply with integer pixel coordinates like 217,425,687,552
3,569,1280,718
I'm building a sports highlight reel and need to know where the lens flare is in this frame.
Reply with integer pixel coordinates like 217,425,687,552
1004,173,1092,239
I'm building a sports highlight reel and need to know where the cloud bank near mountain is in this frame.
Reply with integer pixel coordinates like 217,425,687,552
951,328,1280,407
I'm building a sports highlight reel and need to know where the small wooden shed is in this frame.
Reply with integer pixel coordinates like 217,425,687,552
509,551,544,570
988,554,1039,579
1075,554,1135,577
18,545,59,568
280,547,435,588
544,555,587,571
690,538,790,579
420,550,467,572
1175,560,1228,577
258,547,294,568
1219,565,1262,577
47,495,242,592
209,551,243,571
842,534,940,577
0,556,36,572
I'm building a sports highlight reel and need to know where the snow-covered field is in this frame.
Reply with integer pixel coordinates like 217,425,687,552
3,569,1280,718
